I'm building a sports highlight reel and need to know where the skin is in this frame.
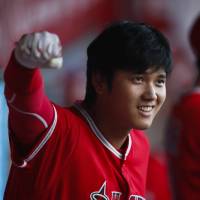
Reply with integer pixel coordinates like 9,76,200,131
85,68,167,149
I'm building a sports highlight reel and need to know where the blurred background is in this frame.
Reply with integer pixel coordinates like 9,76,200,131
0,0,200,199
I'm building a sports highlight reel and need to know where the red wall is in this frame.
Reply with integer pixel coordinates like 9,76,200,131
0,0,117,68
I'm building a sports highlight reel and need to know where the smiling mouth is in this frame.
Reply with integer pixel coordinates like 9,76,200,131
138,105,154,112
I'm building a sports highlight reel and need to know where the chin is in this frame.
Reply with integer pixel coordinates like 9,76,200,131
133,121,153,130
139,125,151,130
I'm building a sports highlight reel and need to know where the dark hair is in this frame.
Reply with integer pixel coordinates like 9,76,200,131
189,14,200,72
85,21,172,106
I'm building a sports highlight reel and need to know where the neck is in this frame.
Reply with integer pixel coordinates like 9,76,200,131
82,102,130,149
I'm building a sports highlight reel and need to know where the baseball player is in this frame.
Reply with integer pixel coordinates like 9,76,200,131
165,15,200,200
3,21,172,199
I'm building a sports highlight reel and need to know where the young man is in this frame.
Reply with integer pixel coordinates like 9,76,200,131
165,15,200,200
4,21,172,199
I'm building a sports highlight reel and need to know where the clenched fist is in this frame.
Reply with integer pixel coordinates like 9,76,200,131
14,31,63,69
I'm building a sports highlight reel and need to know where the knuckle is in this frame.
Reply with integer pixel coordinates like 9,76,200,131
43,31,53,39
43,31,49,35
54,35,60,43
34,32,40,39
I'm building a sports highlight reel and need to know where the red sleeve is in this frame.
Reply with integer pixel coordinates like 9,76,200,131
166,96,200,200
4,52,54,150
176,107,200,200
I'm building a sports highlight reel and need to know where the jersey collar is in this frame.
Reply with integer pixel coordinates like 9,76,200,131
73,103,132,160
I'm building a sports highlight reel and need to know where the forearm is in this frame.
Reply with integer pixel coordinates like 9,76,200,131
4,53,54,144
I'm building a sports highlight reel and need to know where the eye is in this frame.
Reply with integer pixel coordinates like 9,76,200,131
155,79,166,87
131,75,144,84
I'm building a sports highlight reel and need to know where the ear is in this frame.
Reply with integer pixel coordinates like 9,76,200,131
91,72,106,95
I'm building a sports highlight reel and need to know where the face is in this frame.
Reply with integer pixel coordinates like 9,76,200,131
99,68,167,130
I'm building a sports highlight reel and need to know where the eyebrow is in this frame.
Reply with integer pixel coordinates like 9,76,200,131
157,73,167,79
129,70,167,78
142,71,167,77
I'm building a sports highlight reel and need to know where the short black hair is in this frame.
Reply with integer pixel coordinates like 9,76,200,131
85,21,172,106
189,14,200,72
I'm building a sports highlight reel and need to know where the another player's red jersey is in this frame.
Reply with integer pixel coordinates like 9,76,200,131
4,55,150,200
165,89,200,200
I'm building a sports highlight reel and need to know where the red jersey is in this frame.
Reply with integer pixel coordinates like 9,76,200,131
165,89,200,200
4,55,150,200
146,152,172,200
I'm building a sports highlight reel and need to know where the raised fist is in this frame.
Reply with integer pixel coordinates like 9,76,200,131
14,31,63,69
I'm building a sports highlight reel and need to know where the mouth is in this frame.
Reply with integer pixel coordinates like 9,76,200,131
137,105,155,116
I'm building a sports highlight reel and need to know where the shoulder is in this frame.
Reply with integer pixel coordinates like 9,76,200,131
127,129,150,175
130,129,150,154
131,129,150,145
53,103,81,121
53,103,89,131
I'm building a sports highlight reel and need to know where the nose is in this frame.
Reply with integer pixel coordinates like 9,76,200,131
142,84,157,101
